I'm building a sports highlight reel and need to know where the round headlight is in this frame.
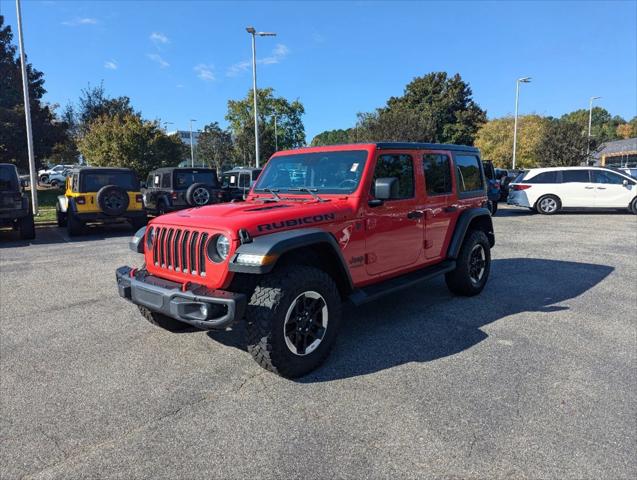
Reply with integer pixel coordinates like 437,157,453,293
207,234,230,262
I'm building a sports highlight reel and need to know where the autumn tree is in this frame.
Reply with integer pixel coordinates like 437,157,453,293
196,121,233,172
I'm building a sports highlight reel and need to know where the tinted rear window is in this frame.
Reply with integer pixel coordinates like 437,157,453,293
82,171,139,191
174,171,218,189
527,171,559,184
562,170,590,183
455,155,483,192
0,165,18,190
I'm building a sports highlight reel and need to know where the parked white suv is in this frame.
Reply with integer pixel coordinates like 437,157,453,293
508,167,637,214
38,164,75,184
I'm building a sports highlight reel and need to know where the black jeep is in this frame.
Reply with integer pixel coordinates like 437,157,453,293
142,167,223,215
0,163,35,240
220,167,262,201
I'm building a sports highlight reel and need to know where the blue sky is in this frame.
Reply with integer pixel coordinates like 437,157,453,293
3,0,636,141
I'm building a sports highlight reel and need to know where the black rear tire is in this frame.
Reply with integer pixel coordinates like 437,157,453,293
445,230,491,296
245,265,341,378
138,305,190,332
56,204,67,227
67,211,83,236
18,214,35,240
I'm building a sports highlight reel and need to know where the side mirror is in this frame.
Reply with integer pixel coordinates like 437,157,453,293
374,177,399,200
623,179,629,186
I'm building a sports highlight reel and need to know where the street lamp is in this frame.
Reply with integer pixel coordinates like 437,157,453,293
189,119,197,167
587,96,601,159
246,26,276,168
512,76,532,171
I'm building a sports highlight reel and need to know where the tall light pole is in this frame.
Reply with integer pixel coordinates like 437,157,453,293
512,76,532,171
189,119,197,167
587,96,601,159
273,113,278,151
246,26,276,168
15,0,38,215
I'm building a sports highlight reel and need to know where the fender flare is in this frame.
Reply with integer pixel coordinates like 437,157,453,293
446,208,495,259
228,227,354,290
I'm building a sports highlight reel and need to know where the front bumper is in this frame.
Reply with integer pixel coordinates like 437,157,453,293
115,266,246,330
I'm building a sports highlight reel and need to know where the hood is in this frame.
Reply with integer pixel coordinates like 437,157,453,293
151,198,353,238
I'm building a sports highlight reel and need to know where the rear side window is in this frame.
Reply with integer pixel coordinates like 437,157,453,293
526,171,559,184
423,154,452,195
239,173,250,188
372,154,414,199
174,171,219,189
161,173,171,188
562,170,590,183
455,155,483,193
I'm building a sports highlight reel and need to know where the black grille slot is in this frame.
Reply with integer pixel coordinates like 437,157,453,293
151,226,208,276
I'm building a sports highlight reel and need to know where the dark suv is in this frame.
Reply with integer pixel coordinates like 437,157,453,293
220,167,262,201
142,167,222,215
0,163,35,240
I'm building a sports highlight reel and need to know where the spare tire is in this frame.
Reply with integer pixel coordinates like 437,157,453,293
186,183,213,207
97,185,129,216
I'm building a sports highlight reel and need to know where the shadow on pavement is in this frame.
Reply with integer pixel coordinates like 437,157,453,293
207,258,613,382
0,223,134,248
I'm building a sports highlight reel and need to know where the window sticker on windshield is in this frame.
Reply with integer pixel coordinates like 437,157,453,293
350,163,359,172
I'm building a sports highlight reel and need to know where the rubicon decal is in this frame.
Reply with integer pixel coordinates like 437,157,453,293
257,213,336,232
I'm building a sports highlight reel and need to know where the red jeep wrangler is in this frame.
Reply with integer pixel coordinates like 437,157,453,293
116,143,494,377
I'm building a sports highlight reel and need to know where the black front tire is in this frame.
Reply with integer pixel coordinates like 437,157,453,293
56,204,67,227
66,211,83,236
245,265,341,378
138,306,189,332
18,214,35,240
489,201,498,215
445,230,491,296
630,197,637,214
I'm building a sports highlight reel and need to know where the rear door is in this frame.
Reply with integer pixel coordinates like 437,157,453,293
365,151,424,276
591,169,636,207
559,169,595,207
422,151,456,260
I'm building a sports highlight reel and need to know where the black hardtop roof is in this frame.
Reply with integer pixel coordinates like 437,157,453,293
223,167,261,174
151,166,217,173
375,142,479,153
70,166,136,174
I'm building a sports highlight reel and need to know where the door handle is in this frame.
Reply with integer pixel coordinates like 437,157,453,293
407,210,424,220
584,186,595,189
596,187,606,190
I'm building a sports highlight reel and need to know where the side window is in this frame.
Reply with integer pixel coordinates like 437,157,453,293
455,155,483,193
423,154,452,195
239,173,250,188
146,175,153,187
372,154,414,199
161,173,171,188
562,170,590,183
71,174,79,192
592,170,625,185
526,171,559,184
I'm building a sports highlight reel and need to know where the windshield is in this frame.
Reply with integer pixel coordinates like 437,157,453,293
174,170,218,189
82,171,139,191
254,150,368,194
0,165,18,191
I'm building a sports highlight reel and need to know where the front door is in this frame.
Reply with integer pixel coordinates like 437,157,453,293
365,152,423,276
591,169,635,207
422,151,456,260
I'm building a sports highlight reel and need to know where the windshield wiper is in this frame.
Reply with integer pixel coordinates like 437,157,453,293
288,187,325,202
254,187,281,201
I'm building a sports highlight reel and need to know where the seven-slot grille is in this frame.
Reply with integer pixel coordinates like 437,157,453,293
152,226,209,276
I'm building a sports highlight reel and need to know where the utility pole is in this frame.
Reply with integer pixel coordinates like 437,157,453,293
15,0,38,215
246,26,276,168
512,76,532,171
587,96,601,160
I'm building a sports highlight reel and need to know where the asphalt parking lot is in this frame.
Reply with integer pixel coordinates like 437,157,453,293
1,205,635,479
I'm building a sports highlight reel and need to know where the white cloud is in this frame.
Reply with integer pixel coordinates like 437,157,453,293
104,60,118,70
150,32,169,45
226,43,289,77
194,64,215,81
62,17,97,26
147,53,169,68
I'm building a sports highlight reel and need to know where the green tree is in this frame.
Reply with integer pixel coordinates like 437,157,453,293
311,128,353,146
76,82,136,134
475,115,548,168
226,88,305,166
561,107,625,149
78,113,184,178
537,119,587,167
0,15,71,170
195,122,233,172
357,72,486,145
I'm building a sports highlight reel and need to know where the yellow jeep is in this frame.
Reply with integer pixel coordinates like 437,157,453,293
56,167,147,236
